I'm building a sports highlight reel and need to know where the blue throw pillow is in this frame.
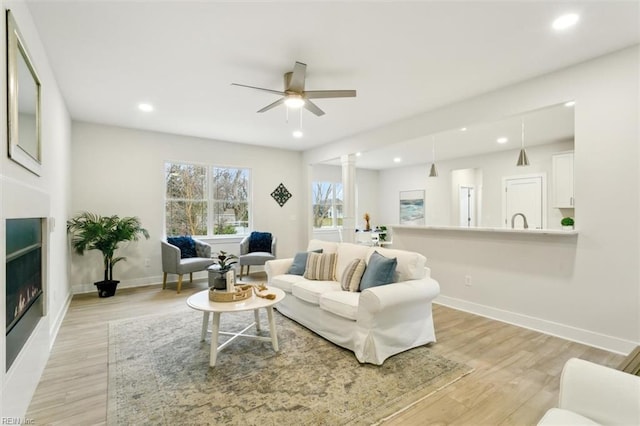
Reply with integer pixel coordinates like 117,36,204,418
359,251,397,290
248,231,273,253
287,249,323,275
167,236,197,259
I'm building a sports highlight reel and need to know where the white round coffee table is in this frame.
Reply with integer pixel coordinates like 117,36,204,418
186,286,285,367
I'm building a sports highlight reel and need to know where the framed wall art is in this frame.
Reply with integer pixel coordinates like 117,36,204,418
399,190,425,225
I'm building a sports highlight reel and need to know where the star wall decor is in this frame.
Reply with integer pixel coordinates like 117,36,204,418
271,183,292,207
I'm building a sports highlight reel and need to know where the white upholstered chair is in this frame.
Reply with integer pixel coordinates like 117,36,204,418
537,357,640,425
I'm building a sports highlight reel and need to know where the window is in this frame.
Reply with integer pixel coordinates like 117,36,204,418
312,181,343,228
165,162,250,236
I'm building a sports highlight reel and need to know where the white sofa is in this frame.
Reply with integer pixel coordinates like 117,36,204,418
265,239,440,365
538,358,640,425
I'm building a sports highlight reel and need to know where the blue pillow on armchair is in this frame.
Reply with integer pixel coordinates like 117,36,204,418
167,236,197,258
248,231,273,253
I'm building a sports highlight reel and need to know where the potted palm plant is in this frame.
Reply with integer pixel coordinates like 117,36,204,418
67,212,150,297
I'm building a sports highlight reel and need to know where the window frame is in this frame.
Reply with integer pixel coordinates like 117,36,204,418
164,160,252,238
311,180,344,229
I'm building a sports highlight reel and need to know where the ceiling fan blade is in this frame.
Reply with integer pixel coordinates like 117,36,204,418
231,83,285,96
304,99,325,116
287,61,307,92
257,97,285,113
304,90,357,99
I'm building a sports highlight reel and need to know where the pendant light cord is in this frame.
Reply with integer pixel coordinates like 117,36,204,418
432,136,436,162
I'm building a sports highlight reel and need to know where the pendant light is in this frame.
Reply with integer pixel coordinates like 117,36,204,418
516,120,530,167
429,138,438,177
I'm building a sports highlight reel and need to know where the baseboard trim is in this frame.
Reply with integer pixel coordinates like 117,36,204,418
49,292,72,348
435,295,637,355
71,271,210,294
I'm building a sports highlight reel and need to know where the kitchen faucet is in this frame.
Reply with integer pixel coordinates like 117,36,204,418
511,213,529,229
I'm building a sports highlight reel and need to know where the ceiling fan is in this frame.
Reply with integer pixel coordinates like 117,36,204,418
231,61,356,117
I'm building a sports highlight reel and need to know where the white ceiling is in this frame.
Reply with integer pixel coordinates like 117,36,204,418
342,101,575,169
27,1,639,153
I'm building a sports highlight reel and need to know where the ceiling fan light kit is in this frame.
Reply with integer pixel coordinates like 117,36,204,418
232,61,356,117
284,94,305,108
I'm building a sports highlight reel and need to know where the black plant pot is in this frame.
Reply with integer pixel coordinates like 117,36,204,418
95,280,120,298
211,275,227,291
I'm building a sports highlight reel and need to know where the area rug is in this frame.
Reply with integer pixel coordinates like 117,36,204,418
108,309,472,425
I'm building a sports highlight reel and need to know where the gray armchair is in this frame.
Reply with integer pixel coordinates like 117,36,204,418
161,238,215,293
238,233,276,278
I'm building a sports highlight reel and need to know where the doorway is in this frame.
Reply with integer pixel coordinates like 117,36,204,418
502,174,546,229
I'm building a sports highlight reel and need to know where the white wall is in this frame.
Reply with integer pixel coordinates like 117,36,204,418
396,47,638,353
378,139,574,229
70,122,306,292
305,46,640,354
0,0,72,418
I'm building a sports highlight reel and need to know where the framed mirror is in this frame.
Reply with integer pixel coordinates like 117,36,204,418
7,10,42,176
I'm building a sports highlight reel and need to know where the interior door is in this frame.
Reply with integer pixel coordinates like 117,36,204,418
503,175,545,229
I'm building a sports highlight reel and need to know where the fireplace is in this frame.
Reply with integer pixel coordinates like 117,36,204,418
6,218,43,371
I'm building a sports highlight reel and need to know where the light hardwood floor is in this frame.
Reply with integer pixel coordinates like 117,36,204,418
26,274,624,425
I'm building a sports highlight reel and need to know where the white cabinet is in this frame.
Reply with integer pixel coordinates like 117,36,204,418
552,151,574,208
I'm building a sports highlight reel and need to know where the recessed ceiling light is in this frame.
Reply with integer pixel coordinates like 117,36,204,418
138,103,154,112
552,13,579,31
497,137,508,144
355,152,362,157
460,127,467,132
292,130,303,138
564,101,576,107
393,157,402,163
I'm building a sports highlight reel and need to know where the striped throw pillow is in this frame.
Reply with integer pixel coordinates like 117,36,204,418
304,252,337,281
340,258,366,292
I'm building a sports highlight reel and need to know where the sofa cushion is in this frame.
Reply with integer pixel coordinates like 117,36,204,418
292,280,341,305
367,247,426,281
340,258,366,292
360,251,397,290
287,249,323,275
304,252,337,281
307,239,339,254
167,236,197,258
335,243,371,281
269,274,306,294
319,291,360,321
